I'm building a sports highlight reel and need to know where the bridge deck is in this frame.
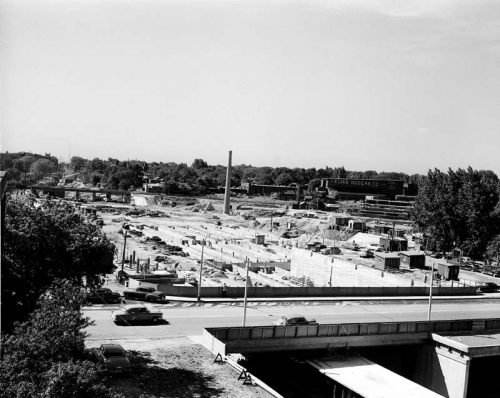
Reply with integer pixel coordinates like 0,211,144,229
204,318,500,355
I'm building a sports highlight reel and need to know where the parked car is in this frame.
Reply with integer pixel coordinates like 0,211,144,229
113,304,164,325
359,250,374,258
85,344,131,375
477,283,499,293
86,288,122,304
320,247,342,255
123,287,167,303
273,315,318,326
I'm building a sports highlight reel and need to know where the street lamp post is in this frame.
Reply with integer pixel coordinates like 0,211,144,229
243,259,250,326
121,230,128,273
427,260,435,321
197,239,205,302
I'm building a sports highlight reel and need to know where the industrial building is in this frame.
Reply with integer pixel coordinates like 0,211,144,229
240,182,299,200
320,178,405,200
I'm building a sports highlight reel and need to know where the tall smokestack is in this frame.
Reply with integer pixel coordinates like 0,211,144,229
223,150,232,214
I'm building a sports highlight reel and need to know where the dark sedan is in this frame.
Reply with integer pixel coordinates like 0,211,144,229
85,344,131,375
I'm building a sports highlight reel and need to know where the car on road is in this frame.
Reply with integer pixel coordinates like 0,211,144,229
123,287,168,303
85,344,131,375
320,247,342,255
86,288,122,304
273,315,318,326
477,283,499,293
359,249,374,258
113,304,164,325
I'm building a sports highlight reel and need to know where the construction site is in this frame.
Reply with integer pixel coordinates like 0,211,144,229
43,152,488,299
19,151,499,297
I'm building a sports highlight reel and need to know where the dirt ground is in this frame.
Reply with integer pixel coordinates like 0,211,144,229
107,344,271,398
92,195,500,290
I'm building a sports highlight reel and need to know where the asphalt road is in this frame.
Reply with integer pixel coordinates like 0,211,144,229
84,299,500,342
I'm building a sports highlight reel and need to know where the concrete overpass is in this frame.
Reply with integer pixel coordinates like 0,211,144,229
204,318,500,398
8,184,133,202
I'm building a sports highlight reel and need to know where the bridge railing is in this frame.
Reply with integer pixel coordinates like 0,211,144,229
207,318,500,342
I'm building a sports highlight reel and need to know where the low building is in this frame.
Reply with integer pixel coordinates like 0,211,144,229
437,261,460,281
380,237,408,252
374,252,401,270
398,251,426,269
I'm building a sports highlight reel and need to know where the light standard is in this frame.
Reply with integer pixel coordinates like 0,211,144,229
242,259,250,326
197,238,206,302
427,259,435,321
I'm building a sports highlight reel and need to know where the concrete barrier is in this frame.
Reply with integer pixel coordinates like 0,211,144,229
157,284,476,298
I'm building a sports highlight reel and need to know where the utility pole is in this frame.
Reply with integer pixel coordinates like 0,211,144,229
197,239,205,302
427,260,435,321
121,230,128,273
243,259,250,326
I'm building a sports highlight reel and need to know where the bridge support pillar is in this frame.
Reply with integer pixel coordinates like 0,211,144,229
414,343,470,398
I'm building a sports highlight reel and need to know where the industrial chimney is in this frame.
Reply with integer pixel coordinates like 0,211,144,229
223,150,232,214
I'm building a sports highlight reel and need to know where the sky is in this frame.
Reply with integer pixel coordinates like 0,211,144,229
1,0,499,174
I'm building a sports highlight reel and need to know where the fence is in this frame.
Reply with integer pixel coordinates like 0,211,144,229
157,285,476,298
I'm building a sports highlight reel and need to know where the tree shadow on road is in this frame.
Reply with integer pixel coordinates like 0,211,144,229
110,350,225,398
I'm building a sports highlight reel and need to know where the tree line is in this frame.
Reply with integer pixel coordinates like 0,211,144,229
1,151,425,195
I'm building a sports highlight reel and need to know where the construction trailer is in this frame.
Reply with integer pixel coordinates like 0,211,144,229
398,251,426,269
374,252,401,270
437,261,460,281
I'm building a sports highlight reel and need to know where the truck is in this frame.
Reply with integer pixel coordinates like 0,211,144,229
86,288,122,304
342,241,360,251
112,305,164,325
123,287,167,303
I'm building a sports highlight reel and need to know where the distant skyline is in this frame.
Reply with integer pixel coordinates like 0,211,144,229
1,0,499,175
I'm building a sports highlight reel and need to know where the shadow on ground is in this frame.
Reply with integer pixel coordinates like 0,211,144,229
113,319,170,326
108,350,225,398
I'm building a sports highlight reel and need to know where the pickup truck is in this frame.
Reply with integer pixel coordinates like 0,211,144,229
86,288,122,304
123,287,167,303
113,305,164,325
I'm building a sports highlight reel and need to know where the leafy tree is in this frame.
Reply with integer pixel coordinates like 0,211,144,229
411,167,499,257
70,156,88,172
0,279,120,398
30,158,57,179
486,235,500,263
1,199,115,331
275,172,294,186
191,158,208,169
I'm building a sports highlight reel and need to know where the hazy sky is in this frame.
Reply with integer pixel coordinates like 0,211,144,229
1,0,499,174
